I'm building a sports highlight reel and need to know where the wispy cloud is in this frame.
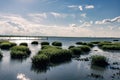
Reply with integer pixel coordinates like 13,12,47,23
0,13,120,37
80,13,87,18
78,6,83,11
68,5,94,11
50,12,66,18
85,5,94,9
95,16,120,24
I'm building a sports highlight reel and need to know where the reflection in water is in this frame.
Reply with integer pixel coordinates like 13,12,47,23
10,57,27,63
31,60,71,74
17,73,31,80
91,65,107,71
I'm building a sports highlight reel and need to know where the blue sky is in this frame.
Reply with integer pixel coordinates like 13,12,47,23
0,0,120,37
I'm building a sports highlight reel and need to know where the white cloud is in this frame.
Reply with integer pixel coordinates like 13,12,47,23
95,16,120,24
50,12,66,18
0,13,120,37
69,24,77,27
78,6,83,11
17,73,30,80
29,13,47,19
68,5,78,8
80,13,86,18
85,5,94,9
68,5,94,11
28,13,47,23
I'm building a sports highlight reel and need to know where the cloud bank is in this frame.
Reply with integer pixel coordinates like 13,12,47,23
0,13,120,37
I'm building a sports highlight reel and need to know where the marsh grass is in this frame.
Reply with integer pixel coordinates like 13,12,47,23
52,41,62,46
32,45,72,66
0,41,17,50
70,45,91,55
0,51,3,59
91,55,109,67
31,41,38,45
19,42,28,47
41,42,49,45
10,46,31,59
98,42,120,50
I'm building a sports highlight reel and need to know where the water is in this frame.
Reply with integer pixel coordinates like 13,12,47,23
0,37,120,80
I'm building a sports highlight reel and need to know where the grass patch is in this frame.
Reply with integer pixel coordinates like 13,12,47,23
70,45,91,55
32,54,49,67
10,46,31,59
0,41,17,50
41,42,49,45
52,41,62,46
91,55,109,67
76,42,94,47
98,42,120,50
68,45,75,49
76,42,87,45
32,46,72,66
31,41,38,45
19,42,28,46
0,51,3,59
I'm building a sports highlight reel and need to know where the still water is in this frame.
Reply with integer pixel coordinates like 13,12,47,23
0,37,120,80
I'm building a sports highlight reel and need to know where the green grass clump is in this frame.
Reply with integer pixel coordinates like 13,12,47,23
0,41,16,50
39,48,72,63
91,55,109,67
98,41,112,47
19,42,28,46
32,46,72,66
31,41,38,45
10,46,31,58
41,42,49,45
68,45,75,49
98,42,120,50
32,54,49,67
86,43,94,47
101,44,120,50
70,45,91,55
70,47,82,55
0,51,3,59
76,42,87,45
90,41,100,44
78,45,91,52
76,42,94,47
52,41,62,46
41,45,61,50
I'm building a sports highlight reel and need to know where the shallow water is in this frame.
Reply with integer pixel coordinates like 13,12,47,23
0,37,120,80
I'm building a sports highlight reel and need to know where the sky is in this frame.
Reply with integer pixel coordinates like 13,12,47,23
0,0,120,37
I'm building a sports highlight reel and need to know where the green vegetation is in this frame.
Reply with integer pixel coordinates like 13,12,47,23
78,45,91,52
68,45,75,49
0,41,17,50
76,42,87,45
32,45,72,66
90,41,100,44
10,46,31,58
32,54,49,67
52,41,62,46
70,45,90,55
76,42,94,47
41,45,61,50
91,55,109,67
0,51,3,59
31,41,38,45
70,47,82,55
41,42,49,45
98,42,120,50
19,42,28,46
